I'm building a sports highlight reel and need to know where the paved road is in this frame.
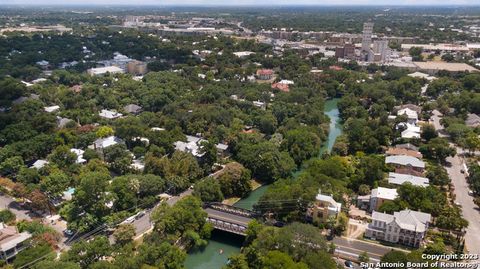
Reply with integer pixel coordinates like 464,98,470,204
430,112,480,255
0,194,32,221
127,189,194,238
332,237,401,262
430,110,448,137
204,208,252,226
446,153,480,255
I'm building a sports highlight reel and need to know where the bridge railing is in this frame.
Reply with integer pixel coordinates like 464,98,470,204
205,202,257,218
207,217,247,235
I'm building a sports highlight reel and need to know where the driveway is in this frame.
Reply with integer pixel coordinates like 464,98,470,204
0,194,32,221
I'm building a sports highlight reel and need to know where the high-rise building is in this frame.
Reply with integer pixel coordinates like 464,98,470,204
373,40,390,62
361,22,374,61
362,22,374,52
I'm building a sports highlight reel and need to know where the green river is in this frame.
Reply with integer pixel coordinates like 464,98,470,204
184,98,342,269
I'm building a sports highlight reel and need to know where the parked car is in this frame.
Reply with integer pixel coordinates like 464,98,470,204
122,215,136,224
345,260,354,268
135,211,146,220
63,229,75,237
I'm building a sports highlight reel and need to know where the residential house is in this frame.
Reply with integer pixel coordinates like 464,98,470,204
233,51,255,58
131,159,145,171
465,113,480,128
90,136,123,151
370,187,398,212
256,69,274,80
12,94,40,105
123,104,143,115
70,149,86,164
395,143,419,151
99,109,123,119
174,135,228,158
57,117,74,129
36,60,50,69
385,147,423,159
307,190,342,224
365,209,431,248
397,108,418,125
215,143,229,158
174,135,205,158
394,104,422,115
252,101,266,110
388,172,429,187
271,82,290,92
30,160,48,169
0,223,32,260
385,155,425,173
401,123,421,139
44,105,60,113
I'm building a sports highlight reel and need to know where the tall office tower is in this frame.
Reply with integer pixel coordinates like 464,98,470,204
362,22,374,52
373,40,390,62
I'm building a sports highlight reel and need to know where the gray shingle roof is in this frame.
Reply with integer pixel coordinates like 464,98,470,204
385,155,425,169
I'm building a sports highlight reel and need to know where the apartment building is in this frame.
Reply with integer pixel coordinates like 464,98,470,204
365,209,431,248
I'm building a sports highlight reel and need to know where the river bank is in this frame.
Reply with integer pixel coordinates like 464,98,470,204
183,98,342,269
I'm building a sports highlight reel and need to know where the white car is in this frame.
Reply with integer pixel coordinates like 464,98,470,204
122,216,136,224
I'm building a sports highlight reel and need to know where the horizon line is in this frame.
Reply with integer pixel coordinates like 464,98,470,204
1,4,480,7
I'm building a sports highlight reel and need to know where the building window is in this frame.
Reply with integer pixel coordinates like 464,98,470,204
394,228,398,232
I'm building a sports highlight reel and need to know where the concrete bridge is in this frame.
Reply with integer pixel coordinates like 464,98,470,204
204,203,255,236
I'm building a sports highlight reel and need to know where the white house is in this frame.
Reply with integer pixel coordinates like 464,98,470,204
44,105,60,113
0,223,32,260
174,135,229,158
30,160,48,169
307,190,342,223
397,108,418,125
401,123,421,139
365,209,431,248
70,149,86,164
278,79,294,85
174,135,206,158
370,187,398,212
91,136,123,150
99,109,123,119
385,155,425,172
233,51,255,58
388,172,429,187
252,101,266,110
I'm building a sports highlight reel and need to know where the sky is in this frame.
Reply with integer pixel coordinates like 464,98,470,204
1,0,478,6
